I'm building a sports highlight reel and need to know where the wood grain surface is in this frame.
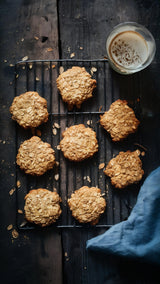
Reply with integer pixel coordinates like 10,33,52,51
0,1,160,283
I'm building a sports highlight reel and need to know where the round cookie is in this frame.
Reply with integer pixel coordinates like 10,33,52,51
104,150,144,188
60,124,98,161
10,91,48,128
100,99,140,141
16,136,56,175
68,186,106,225
24,188,62,227
56,66,96,110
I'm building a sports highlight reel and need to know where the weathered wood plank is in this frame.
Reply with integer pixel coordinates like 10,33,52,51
0,1,62,284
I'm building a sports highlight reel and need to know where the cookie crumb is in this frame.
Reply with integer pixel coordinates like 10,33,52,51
56,145,60,150
87,120,92,126
22,56,28,61
7,224,13,231
70,52,75,58
17,180,21,188
99,163,105,170
52,128,57,135
53,122,60,129
54,174,59,181
12,229,19,239
59,66,64,74
9,188,16,196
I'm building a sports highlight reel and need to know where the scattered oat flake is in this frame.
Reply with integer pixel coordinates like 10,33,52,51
4,59,7,63
55,161,59,167
12,229,19,239
87,120,92,126
20,221,27,227
90,67,97,75
87,176,91,183
70,52,75,58
79,46,83,50
59,66,64,74
29,64,33,69
53,122,60,129
47,47,53,52
141,151,145,156
21,38,24,42
99,163,105,170
34,36,39,40
9,188,16,196
54,174,59,181
18,209,23,214
22,56,28,61
52,64,56,69
9,64,14,67
36,77,40,81
53,187,57,192
17,180,21,188
22,66,25,70
52,128,57,135
56,145,60,150
16,74,19,79
7,224,13,231
64,252,68,257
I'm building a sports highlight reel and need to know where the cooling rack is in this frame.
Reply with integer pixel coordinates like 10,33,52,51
14,59,141,230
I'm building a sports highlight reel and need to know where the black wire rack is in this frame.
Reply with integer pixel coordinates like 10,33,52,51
14,59,141,230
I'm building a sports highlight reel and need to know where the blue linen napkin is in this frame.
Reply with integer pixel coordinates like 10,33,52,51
86,167,160,265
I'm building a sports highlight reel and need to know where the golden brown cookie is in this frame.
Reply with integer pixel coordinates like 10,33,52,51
104,150,144,188
100,99,140,141
10,91,48,128
60,124,98,161
56,66,96,110
68,186,106,225
16,136,56,175
24,188,62,227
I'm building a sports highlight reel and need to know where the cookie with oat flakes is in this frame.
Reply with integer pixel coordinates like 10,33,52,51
24,188,62,227
68,186,106,225
100,99,140,141
56,66,96,110
16,136,55,175
60,124,98,161
104,150,144,188
10,91,48,128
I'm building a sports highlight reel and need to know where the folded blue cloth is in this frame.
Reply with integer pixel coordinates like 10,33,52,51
86,167,160,265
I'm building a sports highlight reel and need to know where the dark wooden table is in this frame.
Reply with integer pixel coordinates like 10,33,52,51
0,1,160,283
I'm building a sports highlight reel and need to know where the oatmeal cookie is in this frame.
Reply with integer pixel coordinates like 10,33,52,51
100,99,140,141
10,91,48,128
68,186,106,225
104,150,144,188
60,124,98,161
16,136,56,175
56,66,96,110
24,188,62,227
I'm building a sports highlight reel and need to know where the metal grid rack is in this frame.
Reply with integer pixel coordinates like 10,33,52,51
14,59,141,230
